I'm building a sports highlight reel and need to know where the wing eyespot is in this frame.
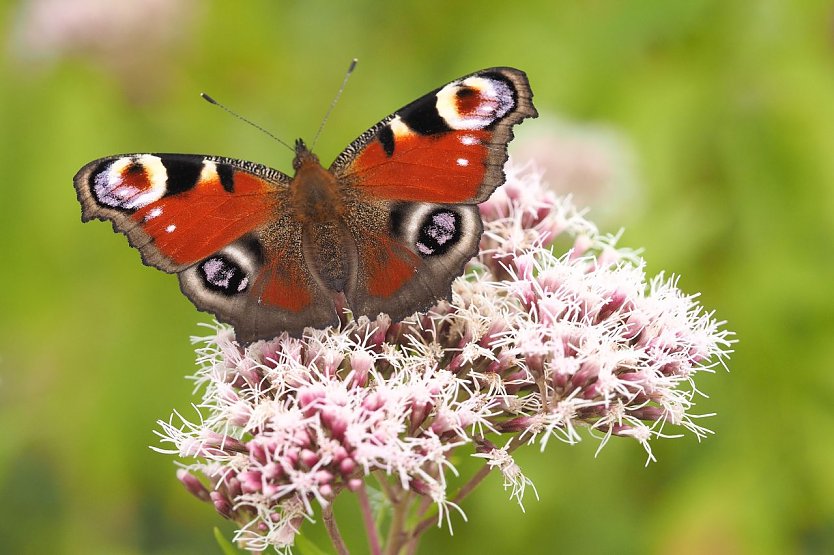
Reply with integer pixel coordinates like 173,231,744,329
194,237,263,297
199,255,250,294
415,209,462,257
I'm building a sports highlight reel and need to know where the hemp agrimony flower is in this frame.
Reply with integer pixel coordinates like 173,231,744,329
155,160,733,553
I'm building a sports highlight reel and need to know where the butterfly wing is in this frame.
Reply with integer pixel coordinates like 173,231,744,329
331,67,537,320
74,154,338,342
342,199,484,321
331,67,536,202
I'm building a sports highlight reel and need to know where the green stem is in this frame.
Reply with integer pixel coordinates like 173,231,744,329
322,503,350,555
383,489,411,555
357,484,382,555
408,436,525,543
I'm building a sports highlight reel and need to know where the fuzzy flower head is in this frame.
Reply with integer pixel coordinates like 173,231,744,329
156,160,733,552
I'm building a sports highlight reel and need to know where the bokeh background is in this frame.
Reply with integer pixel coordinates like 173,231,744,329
1,1,833,553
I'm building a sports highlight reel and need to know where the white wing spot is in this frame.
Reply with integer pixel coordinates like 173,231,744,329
203,258,231,288
389,115,413,138
460,135,479,145
417,242,434,255
144,207,163,221
457,158,469,167
165,224,176,233
199,160,218,183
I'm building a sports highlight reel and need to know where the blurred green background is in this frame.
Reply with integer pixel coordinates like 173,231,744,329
1,0,833,553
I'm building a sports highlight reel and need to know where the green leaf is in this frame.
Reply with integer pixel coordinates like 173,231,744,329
295,534,331,555
214,527,244,555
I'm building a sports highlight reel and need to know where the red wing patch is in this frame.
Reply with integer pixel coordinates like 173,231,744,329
360,233,420,298
345,130,491,203
255,258,313,313
133,178,276,267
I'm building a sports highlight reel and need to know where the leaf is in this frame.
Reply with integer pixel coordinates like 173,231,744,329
214,527,245,555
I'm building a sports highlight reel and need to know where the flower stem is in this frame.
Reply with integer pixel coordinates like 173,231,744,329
408,436,525,542
403,497,432,555
374,471,396,501
322,503,350,555
357,484,382,555
383,489,411,555
409,465,492,541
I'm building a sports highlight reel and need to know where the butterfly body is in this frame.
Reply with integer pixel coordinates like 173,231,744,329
74,67,537,343
289,142,344,223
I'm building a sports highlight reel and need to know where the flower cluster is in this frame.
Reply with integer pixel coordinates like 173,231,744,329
156,161,733,552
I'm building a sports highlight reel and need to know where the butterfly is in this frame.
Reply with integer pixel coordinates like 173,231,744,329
74,67,537,343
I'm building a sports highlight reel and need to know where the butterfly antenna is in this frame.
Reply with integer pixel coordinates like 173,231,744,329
311,58,358,151
200,92,295,153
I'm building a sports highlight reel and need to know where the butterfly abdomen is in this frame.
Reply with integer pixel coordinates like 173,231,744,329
302,220,357,293
288,147,357,292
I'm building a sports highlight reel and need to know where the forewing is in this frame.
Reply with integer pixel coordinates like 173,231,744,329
74,153,287,271
74,153,337,342
331,67,537,204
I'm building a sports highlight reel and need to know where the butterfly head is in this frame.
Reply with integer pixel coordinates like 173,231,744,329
293,139,320,171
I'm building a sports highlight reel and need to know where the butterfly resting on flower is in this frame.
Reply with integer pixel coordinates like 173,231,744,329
73,67,537,343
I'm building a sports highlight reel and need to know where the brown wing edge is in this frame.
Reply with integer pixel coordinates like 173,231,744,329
469,67,538,203
178,267,339,344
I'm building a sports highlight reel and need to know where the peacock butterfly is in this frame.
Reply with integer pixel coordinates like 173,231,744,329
73,67,537,343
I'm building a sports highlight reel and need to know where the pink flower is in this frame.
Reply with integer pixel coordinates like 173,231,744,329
155,159,733,552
